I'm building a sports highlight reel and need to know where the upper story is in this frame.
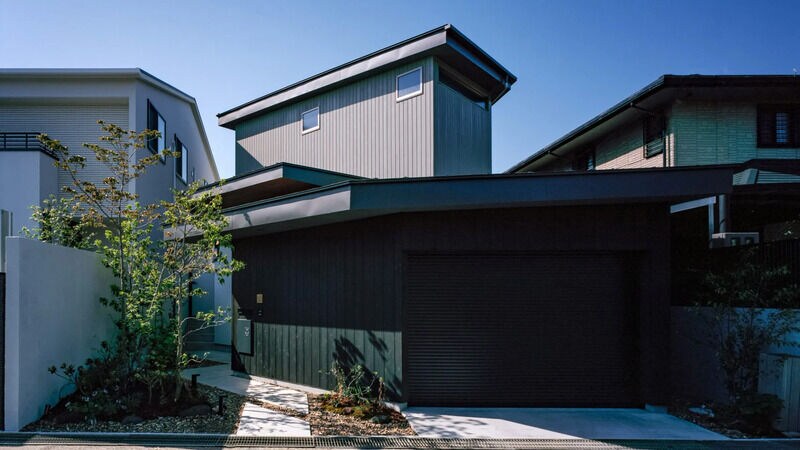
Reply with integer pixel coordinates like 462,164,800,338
0,69,218,230
218,25,516,179
508,75,800,179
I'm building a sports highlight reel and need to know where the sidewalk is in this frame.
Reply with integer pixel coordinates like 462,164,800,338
182,356,311,436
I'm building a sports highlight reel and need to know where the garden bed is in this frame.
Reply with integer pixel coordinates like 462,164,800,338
24,385,414,436
669,399,785,439
22,384,246,434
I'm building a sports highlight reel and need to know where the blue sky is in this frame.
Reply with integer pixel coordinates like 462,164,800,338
2,0,799,177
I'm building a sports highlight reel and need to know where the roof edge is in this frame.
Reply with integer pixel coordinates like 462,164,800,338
0,68,219,180
217,24,516,128
506,74,800,173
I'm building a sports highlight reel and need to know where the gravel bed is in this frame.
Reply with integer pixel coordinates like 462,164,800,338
23,384,414,436
245,394,414,436
22,385,247,434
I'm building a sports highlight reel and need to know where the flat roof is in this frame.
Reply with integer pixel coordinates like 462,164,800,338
207,165,734,238
217,25,517,129
198,162,362,209
0,68,219,180
508,75,800,173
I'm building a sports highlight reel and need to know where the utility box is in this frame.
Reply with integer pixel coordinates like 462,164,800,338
711,232,759,248
236,317,253,355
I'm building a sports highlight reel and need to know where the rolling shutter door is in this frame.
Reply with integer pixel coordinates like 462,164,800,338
405,252,639,406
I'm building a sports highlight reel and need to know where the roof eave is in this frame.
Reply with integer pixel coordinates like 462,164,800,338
217,25,516,129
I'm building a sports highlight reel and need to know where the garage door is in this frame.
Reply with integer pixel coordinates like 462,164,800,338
405,252,639,407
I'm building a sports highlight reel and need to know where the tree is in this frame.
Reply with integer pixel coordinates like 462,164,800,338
698,246,799,400
33,121,242,417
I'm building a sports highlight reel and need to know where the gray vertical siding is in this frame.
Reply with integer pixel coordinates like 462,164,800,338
433,66,492,175
235,58,435,178
232,204,671,404
0,103,129,198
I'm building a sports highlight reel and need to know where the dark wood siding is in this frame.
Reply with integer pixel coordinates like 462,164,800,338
232,204,671,404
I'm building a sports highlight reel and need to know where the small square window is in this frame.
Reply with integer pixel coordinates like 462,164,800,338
758,105,800,148
643,115,665,158
396,67,422,101
301,107,319,134
572,149,595,171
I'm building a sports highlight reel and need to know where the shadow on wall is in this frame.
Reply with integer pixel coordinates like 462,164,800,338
330,334,402,400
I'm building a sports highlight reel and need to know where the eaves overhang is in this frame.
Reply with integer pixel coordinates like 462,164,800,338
197,162,361,209
507,75,800,174
217,24,517,129
218,165,734,239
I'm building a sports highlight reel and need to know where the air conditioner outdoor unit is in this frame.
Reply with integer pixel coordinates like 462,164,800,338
710,232,759,248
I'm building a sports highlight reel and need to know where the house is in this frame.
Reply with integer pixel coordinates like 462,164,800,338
507,75,800,243
210,26,733,407
218,24,515,178
0,69,227,348
0,68,219,232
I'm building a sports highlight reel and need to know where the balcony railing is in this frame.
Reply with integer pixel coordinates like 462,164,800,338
0,132,57,159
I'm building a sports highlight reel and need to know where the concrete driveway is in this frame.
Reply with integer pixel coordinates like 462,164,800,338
403,407,727,440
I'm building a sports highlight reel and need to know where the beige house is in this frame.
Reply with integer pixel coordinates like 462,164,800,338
509,75,800,242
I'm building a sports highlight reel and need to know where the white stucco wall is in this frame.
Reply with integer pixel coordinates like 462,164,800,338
4,237,116,431
0,152,58,233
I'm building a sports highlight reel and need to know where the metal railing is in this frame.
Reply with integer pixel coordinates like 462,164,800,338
0,132,57,159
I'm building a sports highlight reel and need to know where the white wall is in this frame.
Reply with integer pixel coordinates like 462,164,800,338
0,152,58,233
4,237,116,431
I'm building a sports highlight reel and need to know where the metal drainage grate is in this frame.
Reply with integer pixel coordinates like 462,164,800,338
1,433,800,449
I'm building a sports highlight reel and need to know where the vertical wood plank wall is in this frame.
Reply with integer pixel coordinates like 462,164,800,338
232,204,671,403
235,58,436,179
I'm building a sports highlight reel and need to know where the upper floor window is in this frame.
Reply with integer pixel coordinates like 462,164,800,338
397,67,423,101
758,105,799,147
147,100,166,162
572,149,596,171
174,135,188,183
643,115,665,158
301,107,319,134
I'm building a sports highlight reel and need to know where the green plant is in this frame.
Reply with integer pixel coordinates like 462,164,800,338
733,392,784,434
22,195,94,249
696,246,800,403
35,121,243,417
327,361,386,405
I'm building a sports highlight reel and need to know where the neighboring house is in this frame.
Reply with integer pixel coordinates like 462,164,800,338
0,68,219,232
208,26,733,408
218,24,516,178
507,75,800,242
0,69,226,348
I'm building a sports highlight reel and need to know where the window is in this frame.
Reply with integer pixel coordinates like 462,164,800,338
758,105,800,147
146,100,166,162
643,115,665,158
572,149,596,171
439,69,488,109
174,135,188,183
396,67,422,101
301,107,319,134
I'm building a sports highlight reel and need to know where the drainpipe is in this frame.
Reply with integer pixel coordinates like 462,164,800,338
718,194,729,233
